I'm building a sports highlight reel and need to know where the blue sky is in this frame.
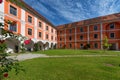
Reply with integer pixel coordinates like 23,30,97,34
24,0,120,26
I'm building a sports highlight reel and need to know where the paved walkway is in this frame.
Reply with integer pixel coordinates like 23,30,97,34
7,53,48,61
7,53,120,61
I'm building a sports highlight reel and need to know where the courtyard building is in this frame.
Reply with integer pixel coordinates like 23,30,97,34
57,13,120,50
0,0,57,53
1,0,120,52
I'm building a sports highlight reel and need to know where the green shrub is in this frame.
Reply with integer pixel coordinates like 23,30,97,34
83,44,90,49
33,43,39,51
0,42,7,53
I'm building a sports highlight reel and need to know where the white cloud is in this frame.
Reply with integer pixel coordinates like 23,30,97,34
24,0,120,25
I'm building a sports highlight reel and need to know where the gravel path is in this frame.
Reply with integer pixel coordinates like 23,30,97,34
7,53,49,61
7,53,119,61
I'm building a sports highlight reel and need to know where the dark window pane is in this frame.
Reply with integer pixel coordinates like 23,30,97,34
46,34,49,39
39,22,42,27
94,34,98,38
51,36,53,40
94,26,98,30
80,27,83,32
9,24,17,32
60,37,62,41
69,36,72,41
80,44,83,48
94,43,98,48
28,28,32,35
110,33,114,38
60,31,62,33
51,29,53,33
80,35,83,40
60,44,62,48
110,23,114,29
39,32,42,37
46,26,48,30
28,16,32,23
69,44,72,48
10,5,17,16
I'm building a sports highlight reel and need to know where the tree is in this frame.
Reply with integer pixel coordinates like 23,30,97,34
103,36,111,52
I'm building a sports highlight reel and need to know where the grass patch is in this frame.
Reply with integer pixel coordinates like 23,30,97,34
5,56,120,80
32,49,120,55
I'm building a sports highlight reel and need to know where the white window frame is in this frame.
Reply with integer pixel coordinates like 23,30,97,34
8,23,18,32
9,4,18,17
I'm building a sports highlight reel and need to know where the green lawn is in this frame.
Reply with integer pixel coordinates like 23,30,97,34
33,49,120,55
4,49,120,80
5,56,120,80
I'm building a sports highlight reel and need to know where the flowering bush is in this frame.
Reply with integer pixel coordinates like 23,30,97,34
0,0,3,3
0,19,25,80
0,53,25,80
0,1,26,79
24,39,31,45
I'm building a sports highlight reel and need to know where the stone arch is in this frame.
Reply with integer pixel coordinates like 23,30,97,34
51,43,54,49
37,41,44,50
105,22,120,30
5,38,20,53
44,42,49,50
53,43,57,49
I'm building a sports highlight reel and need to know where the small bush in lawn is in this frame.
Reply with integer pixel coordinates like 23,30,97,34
103,36,111,52
33,43,39,51
83,44,91,49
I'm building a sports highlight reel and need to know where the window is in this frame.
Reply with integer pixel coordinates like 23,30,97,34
51,29,53,33
80,44,83,48
28,16,32,23
39,22,42,27
80,35,83,40
60,37,62,41
46,34,49,39
94,43,98,48
110,23,114,29
94,26,98,30
60,31,62,34
60,44,62,48
69,29,72,33
28,28,32,35
110,33,115,38
69,36,72,41
46,26,49,30
80,27,83,32
10,5,17,16
39,32,42,38
51,36,53,40
94,34,98,38
9,24,17,32
69,44,72,48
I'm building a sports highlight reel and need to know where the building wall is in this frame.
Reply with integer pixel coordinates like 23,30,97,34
2,0,120,51
57,15,120,50
2,0,57,52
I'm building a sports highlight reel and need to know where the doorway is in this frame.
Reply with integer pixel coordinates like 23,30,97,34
109,43,116,50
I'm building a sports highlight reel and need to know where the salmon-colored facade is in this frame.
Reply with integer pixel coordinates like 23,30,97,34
57,13,120,50
0,0,57,52
1,0,120,52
